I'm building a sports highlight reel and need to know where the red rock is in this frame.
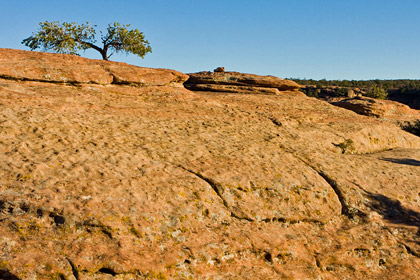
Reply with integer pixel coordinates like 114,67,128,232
0,48,188,86
186,83,282,95
1,49,420,279
331,96,420,121
185,71,302,93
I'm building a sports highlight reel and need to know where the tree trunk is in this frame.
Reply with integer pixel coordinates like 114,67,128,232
101,45,109,61
101,51,108,61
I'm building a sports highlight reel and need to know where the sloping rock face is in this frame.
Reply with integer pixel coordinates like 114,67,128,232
1,49,420,279
330,96,420,121
184,70,301,94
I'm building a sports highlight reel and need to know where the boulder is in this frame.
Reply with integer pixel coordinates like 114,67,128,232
185,70,302,94
213,66,225,72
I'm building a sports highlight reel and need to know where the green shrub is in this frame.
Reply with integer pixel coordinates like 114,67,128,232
302,87,318,98
334,138,355,154
366,85,388,99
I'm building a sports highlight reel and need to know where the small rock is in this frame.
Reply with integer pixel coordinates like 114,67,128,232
214,67,225,73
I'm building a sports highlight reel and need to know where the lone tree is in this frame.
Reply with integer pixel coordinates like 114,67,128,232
22,21,152,61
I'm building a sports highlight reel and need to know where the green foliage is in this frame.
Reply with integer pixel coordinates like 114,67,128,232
22,21,152,61
334,138,355,154
292,78,420,95
303,87,319,98
291,78,420,100
22,21,95,55
366,85,388,99
335,87,350,97
392,86,420,97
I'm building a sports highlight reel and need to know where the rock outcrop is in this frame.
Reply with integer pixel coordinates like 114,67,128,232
184,70,301,94
330,96,420,122
302,85,366,98
1,49,420,279
0,48,188,86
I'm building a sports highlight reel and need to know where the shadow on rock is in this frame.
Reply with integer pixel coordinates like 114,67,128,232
380,158,420,166
366,193,420,236
0,269,21,280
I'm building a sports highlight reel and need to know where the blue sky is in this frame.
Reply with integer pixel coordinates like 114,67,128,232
1,0,420,80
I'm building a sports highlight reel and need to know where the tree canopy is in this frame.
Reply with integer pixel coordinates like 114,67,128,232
22,21,152,61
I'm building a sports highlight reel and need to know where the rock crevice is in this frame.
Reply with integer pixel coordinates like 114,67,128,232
316,170,365,219
179,165,254,222
66,258,80,280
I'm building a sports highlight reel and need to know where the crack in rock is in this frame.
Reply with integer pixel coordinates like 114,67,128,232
262,112,353,202
230,211,254,222
135,150,344,225
176,166,226,207
383,227,420,259
0,74,87,86
285,152,366,220
316,170,356,218
135,148,323,225
402,243,420,259
314,252,322,270
177,165,254,222
177,164,329,225
66,258,79,280
315,171,366,220
0,72,157,88
263,217,324,226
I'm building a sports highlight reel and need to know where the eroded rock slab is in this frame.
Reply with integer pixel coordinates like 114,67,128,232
0,48,188,86
1,50,420,279
330,96,420,121
185,70,301,94
186,83,282,95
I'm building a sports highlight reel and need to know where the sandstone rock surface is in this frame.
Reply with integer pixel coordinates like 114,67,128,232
330,96,420,121
0,49,420,279
184,70,301,94
0,48,188,86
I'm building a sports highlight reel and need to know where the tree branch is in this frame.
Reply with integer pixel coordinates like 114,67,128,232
76,39,103,53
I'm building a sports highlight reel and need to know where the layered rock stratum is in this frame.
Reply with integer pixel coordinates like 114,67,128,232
0,48,420,279
329,96,420,122
184,70,301,94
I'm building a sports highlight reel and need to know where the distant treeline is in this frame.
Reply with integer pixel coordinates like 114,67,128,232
291,79,420,90
290,79,420,99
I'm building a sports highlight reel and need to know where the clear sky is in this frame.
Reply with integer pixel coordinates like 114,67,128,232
1,0,420,80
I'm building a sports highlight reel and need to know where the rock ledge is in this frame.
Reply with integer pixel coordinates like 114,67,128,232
0,48,188,86
185,70,301,94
